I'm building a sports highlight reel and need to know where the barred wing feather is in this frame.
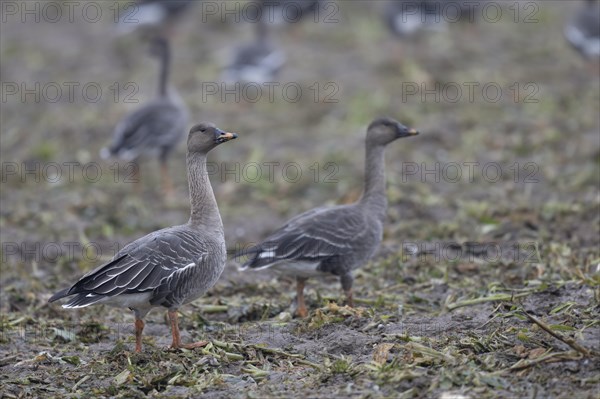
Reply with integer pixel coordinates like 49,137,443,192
49,227,208,307
242,206,368,269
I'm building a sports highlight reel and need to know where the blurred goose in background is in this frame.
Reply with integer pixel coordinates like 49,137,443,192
117,0,195,37
50,123,238,352
260,0,323,25
222,19,286,84
384,0,447,37
564,0,600,60
237,118,419,317
384,0,491,37
101,37,188,197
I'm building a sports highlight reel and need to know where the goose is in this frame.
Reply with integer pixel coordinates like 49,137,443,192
384,0,492,37
117,0,195,37
101,37,188,197
260,0,323,26
384,0,447,37
564,0,600,60
237,118,419,317
222,15,286,84
50,123,238,352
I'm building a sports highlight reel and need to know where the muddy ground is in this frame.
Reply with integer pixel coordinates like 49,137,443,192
1,1,599,398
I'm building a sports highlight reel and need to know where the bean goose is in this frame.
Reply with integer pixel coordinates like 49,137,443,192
50,123,237,352
384,0,491,37
222,19,286,84
384,0,447,37
237,118,418,317
100,37,188,197
117,0,195,37
564,0,600,60
261,0,323,26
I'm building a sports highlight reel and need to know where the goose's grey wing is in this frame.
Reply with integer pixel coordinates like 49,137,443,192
49,227,208,308
564,6,600,59
148,0,194,16
106,100,186,160
117,0,193,32
239,206,368,270
223,42,286,84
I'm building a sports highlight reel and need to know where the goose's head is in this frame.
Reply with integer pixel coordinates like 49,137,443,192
188,122,238,154
366,117,418,146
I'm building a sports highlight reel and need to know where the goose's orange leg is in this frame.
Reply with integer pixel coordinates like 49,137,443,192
134,318,145,353
168,310,208,349
296,277,308,318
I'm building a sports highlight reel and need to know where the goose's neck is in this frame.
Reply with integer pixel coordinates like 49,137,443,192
256,20,268,43
158,41,170,98
359,144,388,220
187,152,223,234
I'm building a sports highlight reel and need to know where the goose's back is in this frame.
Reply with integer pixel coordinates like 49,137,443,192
109,97,187,160
55,224,225,310
241,204,383,276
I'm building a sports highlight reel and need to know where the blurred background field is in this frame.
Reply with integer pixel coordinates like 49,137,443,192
1,1,599,398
